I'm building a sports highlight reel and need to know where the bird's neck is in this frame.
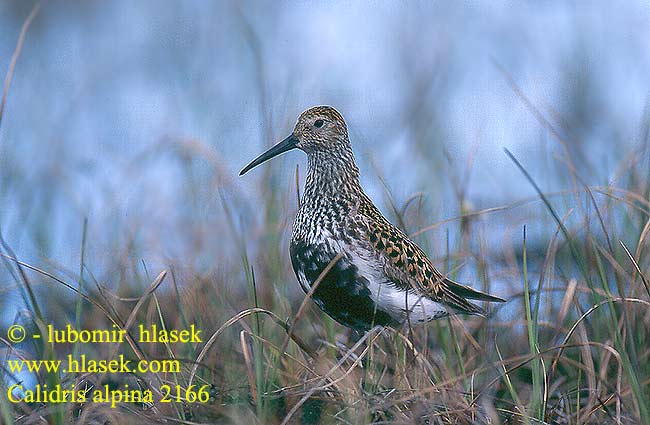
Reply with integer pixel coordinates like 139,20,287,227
303,147,362,204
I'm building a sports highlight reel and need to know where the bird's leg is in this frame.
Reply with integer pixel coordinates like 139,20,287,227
348,328,365,346
359,326,385,399
331,328,365,367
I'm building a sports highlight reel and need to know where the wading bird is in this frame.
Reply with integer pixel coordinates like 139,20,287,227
240,106,505,331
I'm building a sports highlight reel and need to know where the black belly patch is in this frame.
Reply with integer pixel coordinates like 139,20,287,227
290,240,395,331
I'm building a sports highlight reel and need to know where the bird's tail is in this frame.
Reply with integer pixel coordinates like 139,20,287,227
444,279,506,303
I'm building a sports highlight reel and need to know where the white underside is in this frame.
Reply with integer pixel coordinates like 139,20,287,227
294,227,449,325
369,280,448,323
352,252,448,324
337,230,448,323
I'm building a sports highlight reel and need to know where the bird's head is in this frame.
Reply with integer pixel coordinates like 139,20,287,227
239,105,350,175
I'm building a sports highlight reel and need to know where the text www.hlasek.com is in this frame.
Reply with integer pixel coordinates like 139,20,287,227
7,355,180,374
7,356,186,408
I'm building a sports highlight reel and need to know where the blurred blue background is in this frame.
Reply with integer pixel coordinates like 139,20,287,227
1,1,649,315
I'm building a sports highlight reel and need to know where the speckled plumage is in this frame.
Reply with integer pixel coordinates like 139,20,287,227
241,106,505,331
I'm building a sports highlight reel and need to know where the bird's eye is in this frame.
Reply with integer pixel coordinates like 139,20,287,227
314,119,324,128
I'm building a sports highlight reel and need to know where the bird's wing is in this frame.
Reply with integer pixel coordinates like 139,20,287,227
353,199,505,316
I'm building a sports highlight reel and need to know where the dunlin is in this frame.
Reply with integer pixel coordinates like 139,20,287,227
240,106,505,331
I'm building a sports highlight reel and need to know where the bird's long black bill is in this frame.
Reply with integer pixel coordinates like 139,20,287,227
239,134,298,176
